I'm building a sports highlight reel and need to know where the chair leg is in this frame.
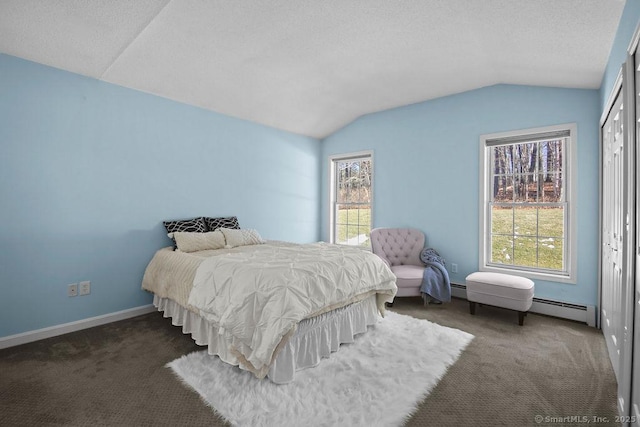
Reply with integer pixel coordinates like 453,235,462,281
469,301,476,315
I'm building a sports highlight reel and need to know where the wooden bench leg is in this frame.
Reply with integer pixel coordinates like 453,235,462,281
469,301,476,315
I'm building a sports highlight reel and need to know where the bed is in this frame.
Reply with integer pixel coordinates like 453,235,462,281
141,228,397,384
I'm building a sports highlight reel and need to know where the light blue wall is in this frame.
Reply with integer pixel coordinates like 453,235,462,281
321,84,600,306
600,0,640,109
4,1,637,339
0,54,320,338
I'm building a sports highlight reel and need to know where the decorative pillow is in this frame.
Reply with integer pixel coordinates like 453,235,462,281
163,217,206,249
163,217,207,234
173,230,226,253
204,216,240,232
220,228,265,248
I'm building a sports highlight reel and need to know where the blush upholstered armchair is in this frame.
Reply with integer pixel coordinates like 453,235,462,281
370,228,426,302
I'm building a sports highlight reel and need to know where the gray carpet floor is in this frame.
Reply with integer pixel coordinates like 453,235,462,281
0,297,618,426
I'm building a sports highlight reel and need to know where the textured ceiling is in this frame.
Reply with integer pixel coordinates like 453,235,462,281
0,0,626,138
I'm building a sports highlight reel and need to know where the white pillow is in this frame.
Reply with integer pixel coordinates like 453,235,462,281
173,230,226,252
220,228,265,248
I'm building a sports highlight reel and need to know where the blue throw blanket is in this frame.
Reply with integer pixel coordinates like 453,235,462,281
419,248,451,303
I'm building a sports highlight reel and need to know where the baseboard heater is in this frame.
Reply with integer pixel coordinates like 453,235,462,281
450,283,596,327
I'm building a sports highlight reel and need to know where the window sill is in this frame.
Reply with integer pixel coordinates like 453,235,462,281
332,243,372,252
481,265,576,284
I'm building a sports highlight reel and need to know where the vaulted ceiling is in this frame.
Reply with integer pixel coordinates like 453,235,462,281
0,0,626,138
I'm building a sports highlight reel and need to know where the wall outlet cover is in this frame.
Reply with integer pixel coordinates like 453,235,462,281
79,281,91,296
68,283,78,297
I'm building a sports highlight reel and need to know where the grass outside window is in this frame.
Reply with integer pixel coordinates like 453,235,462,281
335,208,371,246
490,206,564,270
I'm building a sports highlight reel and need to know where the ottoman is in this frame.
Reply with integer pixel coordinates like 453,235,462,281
465,272,535,326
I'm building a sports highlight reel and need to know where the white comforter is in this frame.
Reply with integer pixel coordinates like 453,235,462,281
187,242,397,378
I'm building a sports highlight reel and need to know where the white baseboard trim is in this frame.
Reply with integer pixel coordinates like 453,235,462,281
0,304,157,350
451,282,596,327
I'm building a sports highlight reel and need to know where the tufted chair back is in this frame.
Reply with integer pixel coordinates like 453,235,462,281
370,227,426,300
370,228,425,267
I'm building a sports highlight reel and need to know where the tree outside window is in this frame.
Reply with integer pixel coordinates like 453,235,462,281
490,140,564,271
480,124,576,283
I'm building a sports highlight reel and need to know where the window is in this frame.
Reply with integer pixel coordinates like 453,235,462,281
479,124,576,283
329,151,373,247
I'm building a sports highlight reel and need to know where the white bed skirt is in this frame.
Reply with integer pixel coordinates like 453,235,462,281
152,294,380,383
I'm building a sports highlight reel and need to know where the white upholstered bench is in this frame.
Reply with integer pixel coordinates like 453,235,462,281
465,272,534,326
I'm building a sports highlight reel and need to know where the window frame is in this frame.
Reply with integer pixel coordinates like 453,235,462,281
478,123,577,284
328,150,373,246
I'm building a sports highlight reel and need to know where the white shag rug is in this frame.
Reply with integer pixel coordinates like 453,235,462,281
167,311,473,427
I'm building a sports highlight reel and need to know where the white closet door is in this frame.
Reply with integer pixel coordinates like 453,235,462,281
602,87,625,380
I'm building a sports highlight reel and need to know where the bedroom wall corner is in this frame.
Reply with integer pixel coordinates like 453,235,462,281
0,54,321,339
320,84,600,308
600,0,640,109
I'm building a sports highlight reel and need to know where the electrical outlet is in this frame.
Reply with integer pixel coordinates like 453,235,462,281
451,263,458,273
68,283,78,297
79,281,91,296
